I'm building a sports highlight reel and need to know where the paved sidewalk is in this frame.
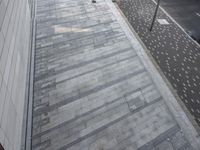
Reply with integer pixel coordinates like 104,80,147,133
32,0,198,149
116,0,200,127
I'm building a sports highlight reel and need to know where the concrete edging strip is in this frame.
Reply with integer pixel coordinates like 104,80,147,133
24,0,37,149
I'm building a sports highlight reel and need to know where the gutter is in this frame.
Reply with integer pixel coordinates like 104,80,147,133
21,0,36,149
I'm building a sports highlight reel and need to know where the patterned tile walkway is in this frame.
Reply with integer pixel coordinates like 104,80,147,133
116,0,200,126
32,0,195,149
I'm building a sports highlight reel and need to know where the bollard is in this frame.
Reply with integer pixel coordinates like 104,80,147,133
149,0,161,31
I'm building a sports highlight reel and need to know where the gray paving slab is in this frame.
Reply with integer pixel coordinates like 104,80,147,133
32,0,198,149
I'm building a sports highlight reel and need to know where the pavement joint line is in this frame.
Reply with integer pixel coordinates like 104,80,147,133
34,33,126,63
34,39,130,70
35,38,129,57
106,0,200,149
35,55,137,91
36,0,82,7
35,47,133,81
57,96,162,150
36,41,129,72
37,9,105,20
35,26,123,50
36,11,113,30
36,18,116,42
33,68,146,116
32,139,51,149
37,1,104,13
37,1,107,15
36,14,114,39
137,124,180,150
34,54,134,90
32,82,153,139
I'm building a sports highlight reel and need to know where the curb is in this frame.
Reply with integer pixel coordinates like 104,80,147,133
107,0,200,149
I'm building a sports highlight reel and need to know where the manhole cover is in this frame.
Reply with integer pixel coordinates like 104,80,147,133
124,91,146,112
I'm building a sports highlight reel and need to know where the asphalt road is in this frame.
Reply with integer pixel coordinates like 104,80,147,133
160,0,200,43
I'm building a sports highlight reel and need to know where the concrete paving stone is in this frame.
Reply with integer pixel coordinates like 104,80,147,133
36,23,114,45
34,65,145,111
36,39,131,65
32,0,196,149
36,13,114,37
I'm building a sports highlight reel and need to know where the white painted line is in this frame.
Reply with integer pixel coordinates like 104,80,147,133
157,19,169,25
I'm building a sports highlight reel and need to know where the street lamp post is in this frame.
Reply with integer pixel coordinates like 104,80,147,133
149,0,161,31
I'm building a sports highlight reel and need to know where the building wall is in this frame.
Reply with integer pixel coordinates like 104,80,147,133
0,0,31,149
